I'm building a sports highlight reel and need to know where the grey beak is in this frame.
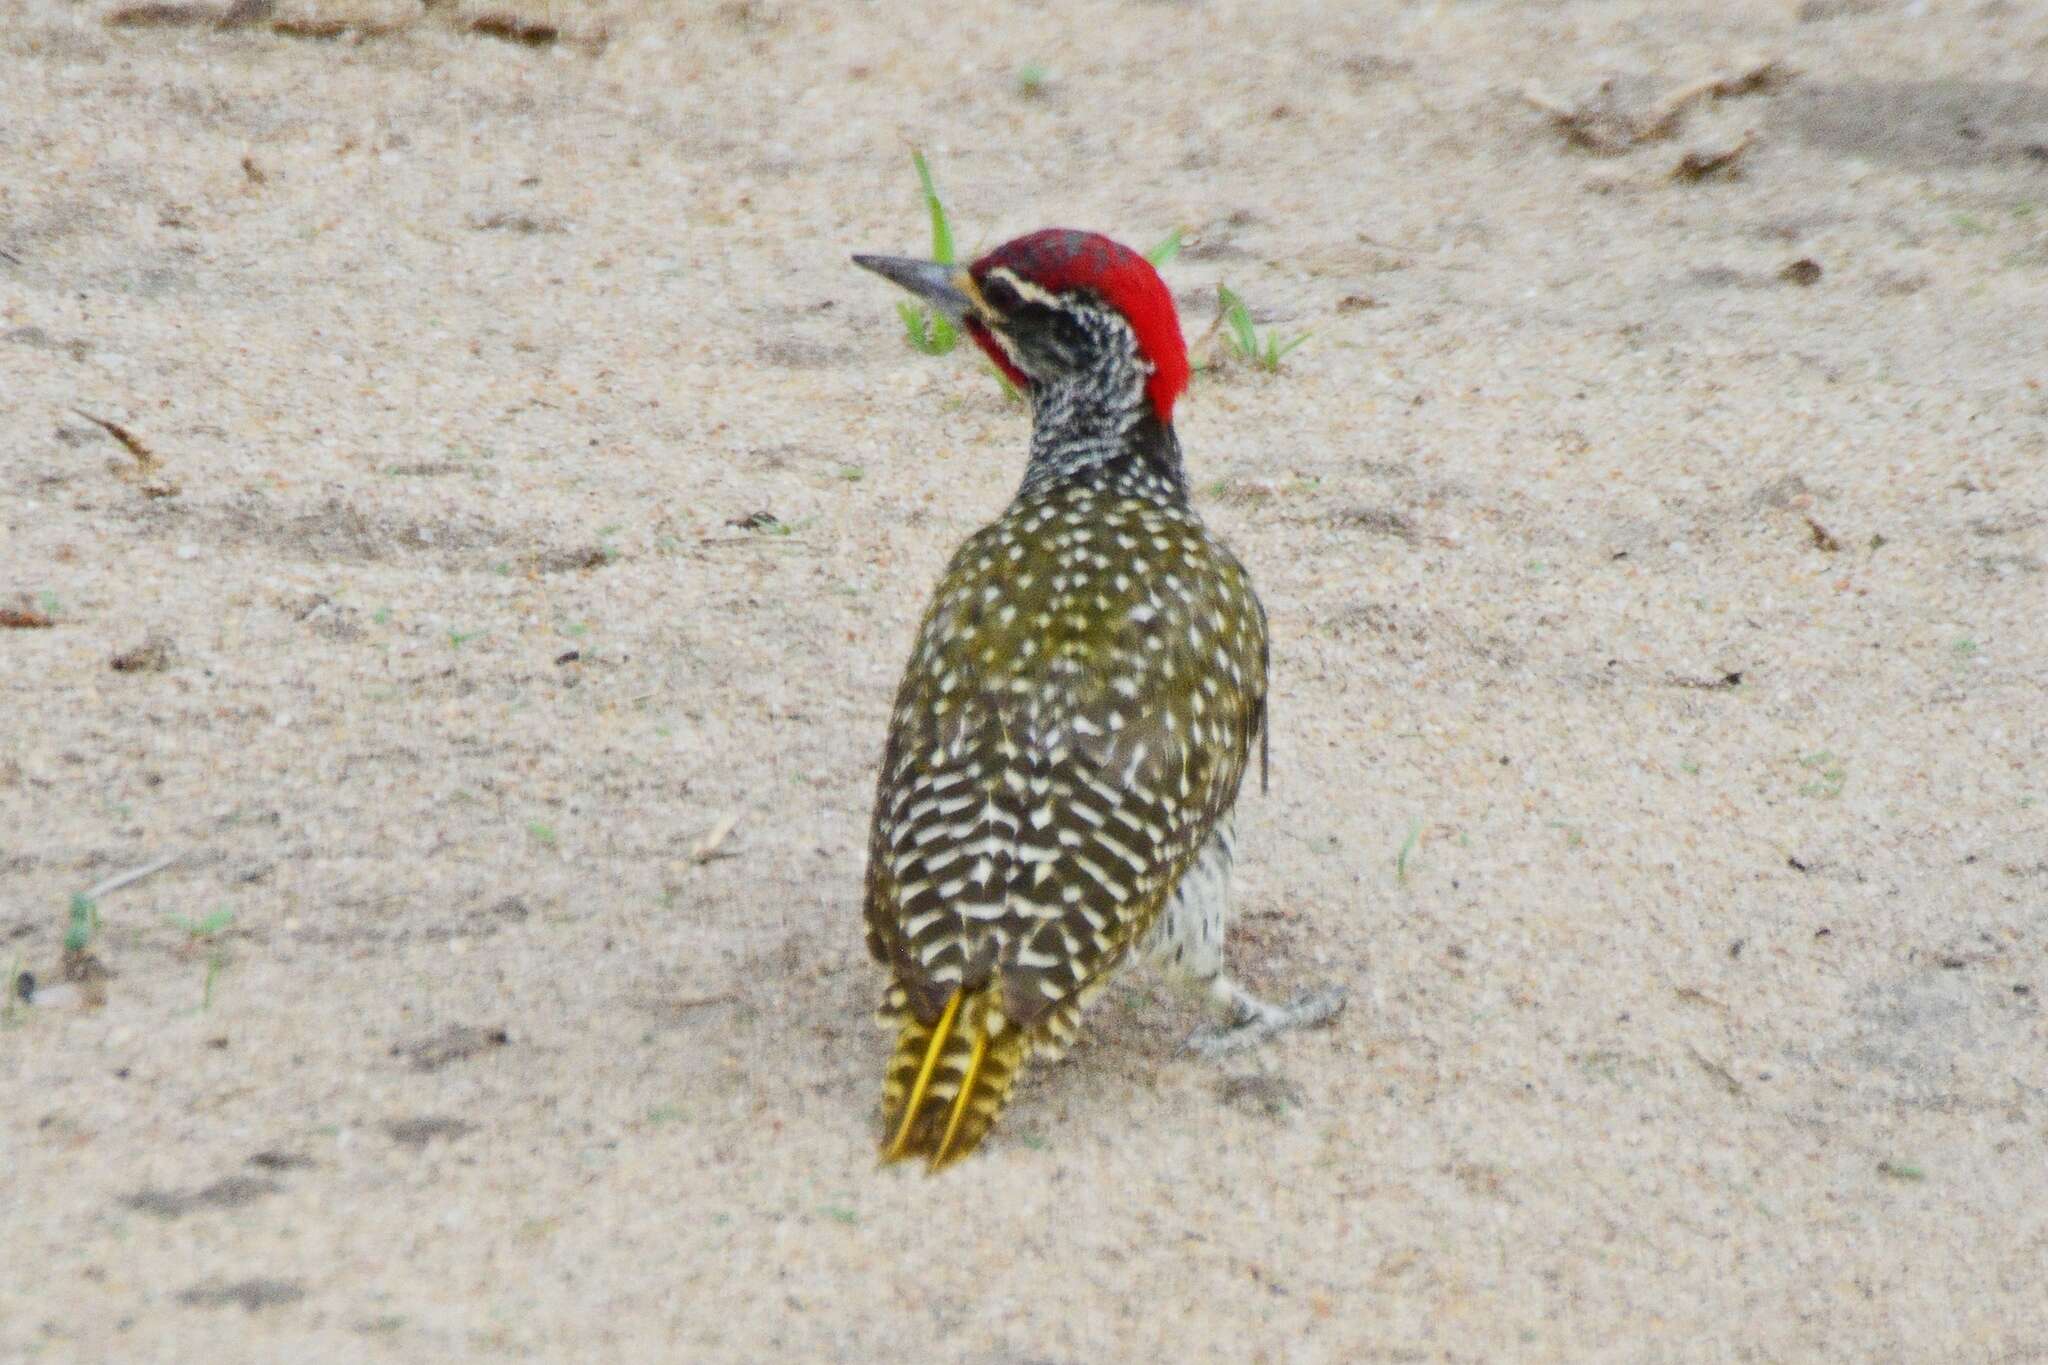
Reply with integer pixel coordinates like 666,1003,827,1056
852,254,972,322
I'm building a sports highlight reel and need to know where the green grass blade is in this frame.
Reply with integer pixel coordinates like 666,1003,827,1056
1395,819,1422,885
898,301,929,350
911,150,955,266
65,894,96,953
895,152,960,355
1217,285,1257,357
1145,228,1183,266
899,301,956,355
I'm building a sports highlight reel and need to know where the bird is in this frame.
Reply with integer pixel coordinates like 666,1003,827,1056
852,228,1345,1170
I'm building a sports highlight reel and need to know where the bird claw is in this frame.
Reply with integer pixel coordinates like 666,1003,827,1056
1181,985,1347,1060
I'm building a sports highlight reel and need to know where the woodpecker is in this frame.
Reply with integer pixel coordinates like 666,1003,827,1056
853,229,1345,1170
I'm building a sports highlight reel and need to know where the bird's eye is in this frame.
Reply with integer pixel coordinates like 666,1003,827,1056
979,275,1022,313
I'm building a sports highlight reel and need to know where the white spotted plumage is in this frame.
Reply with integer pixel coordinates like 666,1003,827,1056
864,431,1268,1044
857,228,1340,1168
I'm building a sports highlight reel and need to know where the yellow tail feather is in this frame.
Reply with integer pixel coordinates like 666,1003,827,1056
933,1026,992,1167
881,988,963,1163
879,987,1026,1171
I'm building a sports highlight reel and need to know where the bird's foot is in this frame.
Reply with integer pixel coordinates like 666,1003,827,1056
1181,978,1347,1060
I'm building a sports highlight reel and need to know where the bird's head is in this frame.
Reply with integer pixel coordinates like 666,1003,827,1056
855,228,1190,424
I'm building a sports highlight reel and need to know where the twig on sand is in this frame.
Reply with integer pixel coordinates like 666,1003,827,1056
70,408,179,494
1524,59,1792,155
1636,60,1793,142
1685,1043,1746,1097
1671,131,1759,183
689,813,742,864
105,0,271,26
1804,515,1842,552
1664,670,1745,691
83,852,181,902
462,11,606,52
70,408,158,469
1520,83,1636,156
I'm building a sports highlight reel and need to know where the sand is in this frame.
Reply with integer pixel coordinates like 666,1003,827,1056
3,0,2044,1358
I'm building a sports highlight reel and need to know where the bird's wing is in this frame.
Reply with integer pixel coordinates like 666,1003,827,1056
864,507,1264,1030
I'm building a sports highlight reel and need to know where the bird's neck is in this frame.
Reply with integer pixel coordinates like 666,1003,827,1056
1020,376,1186,503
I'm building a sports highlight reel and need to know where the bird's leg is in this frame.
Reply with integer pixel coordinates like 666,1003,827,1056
1182,973,1347,1060
1147,820,1347,1060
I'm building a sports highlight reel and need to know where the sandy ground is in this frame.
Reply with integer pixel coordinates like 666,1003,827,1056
3,0,2045,1358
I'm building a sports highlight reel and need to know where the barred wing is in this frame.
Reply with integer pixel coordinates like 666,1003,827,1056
864,491,1267,1030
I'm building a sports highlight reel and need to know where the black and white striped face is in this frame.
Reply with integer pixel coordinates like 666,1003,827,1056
965,268,1150,407
857,228,1191,422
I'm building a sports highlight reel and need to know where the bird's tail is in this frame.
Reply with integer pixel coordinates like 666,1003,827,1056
879,986,1027,1171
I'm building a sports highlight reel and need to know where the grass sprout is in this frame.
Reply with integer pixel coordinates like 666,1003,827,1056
1217,284,1311,372
898,151,959,356
201,948,228,1011
1797,750,1848,800
1395,819,1422,884
169,908,234,942
65,894,99,954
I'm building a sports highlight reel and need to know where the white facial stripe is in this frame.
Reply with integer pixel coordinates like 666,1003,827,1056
973,268,1048,384
983,266,1062,310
